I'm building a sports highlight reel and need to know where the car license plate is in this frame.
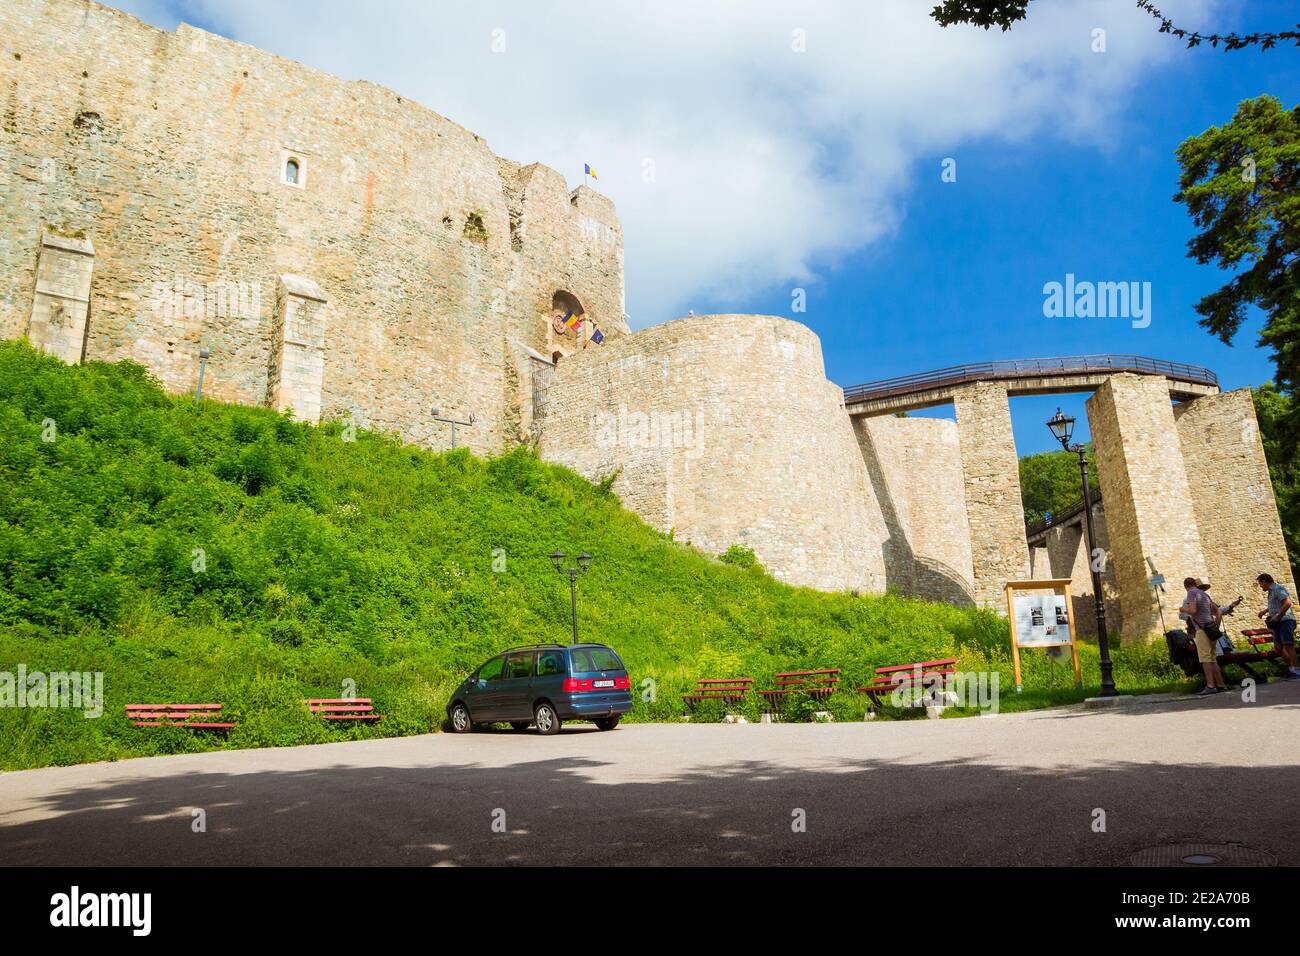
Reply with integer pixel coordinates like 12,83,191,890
593,679,615,688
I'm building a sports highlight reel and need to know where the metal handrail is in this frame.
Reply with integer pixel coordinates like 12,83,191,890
1025,494,1096,539
843,354,1218,405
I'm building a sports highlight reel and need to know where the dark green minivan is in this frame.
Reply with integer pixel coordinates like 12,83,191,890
447,643,632,735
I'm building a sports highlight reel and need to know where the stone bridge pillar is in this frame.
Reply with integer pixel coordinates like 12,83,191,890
1087,373,1207,639
1174,388,1296,607
952,381,1029,609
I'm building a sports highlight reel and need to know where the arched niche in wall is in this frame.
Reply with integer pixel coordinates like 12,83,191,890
548,289,586,360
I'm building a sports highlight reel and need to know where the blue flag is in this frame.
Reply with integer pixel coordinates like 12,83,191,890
590,328,605,345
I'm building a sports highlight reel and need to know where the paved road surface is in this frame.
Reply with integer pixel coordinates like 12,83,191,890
2,684,1297,866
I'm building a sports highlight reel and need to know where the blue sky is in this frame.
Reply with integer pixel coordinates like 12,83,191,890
109,1,1297,455
689,4,1299,453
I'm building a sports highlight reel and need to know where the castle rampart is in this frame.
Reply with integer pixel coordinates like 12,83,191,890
538,314,886,593
1,0,624,453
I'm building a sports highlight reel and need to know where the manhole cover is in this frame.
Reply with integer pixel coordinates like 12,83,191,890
1127,843,1276,867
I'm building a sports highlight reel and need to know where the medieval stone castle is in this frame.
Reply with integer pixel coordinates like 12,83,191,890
4,0,1292,638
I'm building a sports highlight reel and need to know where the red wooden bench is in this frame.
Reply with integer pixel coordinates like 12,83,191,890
759,669,840,709
682,678,753,708
1218,629,1287,684
126,703,235,729
857,658,959,712
305,698,382,722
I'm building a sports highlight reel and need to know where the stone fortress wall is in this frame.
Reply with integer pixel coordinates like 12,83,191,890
1,0,625,455
4,0,1293,637
539,314,887,593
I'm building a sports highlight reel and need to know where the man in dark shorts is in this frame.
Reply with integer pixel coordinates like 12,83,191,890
1181,577,1226,695
1256,573,1300,680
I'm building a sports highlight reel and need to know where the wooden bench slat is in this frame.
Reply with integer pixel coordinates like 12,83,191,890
874,658,959,675
305,698,373,705
126,703,222,711
309,704,375,712
319,714,382,721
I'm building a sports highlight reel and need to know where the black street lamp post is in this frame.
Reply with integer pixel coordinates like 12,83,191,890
550,550,592,644
1047,408,1118,697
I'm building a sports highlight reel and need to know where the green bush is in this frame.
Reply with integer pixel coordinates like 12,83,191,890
718,545,759,570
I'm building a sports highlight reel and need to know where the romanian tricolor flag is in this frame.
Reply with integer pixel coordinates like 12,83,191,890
584,163,597,180
563,309,582,330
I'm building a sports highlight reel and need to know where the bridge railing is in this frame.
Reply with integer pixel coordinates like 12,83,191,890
1025,493,1097,539
843,354,1218,405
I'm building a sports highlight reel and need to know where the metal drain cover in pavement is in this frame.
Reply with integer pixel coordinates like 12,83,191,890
1127,843,1276,867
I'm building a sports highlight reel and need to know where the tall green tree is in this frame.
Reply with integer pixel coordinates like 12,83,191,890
1018,445,1098,527
1175,95,1300,448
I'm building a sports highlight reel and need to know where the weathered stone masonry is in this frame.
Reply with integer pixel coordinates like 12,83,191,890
539,314,887,594
3,0,1292,634
952,381,1030,608
1,0,625,453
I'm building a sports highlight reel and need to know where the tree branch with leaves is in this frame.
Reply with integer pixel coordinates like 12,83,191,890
1174,95,1300,440
931,0,1300,49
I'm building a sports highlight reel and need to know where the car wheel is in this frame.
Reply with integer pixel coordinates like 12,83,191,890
509,721,530,732
449,702,474,734
594,716,620,731
534,702,561,736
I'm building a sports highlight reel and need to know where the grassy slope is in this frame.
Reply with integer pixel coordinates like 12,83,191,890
0,342,1187,769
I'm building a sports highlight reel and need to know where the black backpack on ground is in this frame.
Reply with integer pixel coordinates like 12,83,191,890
1164,629,1201,677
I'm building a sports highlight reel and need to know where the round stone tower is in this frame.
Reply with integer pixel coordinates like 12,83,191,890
538,313,885,592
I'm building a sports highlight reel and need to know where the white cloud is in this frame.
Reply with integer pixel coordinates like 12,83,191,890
112,0,1219,325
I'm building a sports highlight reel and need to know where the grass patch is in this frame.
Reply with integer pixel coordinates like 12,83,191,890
0,341,1193,768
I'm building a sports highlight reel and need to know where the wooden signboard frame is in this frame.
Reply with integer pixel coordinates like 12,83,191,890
1004,578,1082,693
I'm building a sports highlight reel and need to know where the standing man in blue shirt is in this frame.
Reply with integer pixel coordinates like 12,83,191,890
1256,573,1300,680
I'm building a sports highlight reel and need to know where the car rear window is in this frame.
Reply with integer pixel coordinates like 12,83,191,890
569,647,623,673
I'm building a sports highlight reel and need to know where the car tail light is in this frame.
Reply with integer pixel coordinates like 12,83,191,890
562,676,630,693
